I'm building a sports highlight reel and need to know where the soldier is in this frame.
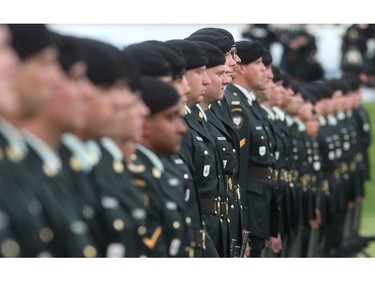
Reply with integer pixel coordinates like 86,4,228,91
167,38,228,257
225,40,279,257
0,24,74,257
129,76,191,256
60,36,149,257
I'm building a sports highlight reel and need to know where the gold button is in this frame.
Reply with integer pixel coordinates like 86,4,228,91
113,160,124,173
83,245,97,257
39,227,54,243
232,149,236,153
230,205,234,210
183,173,189,179
204,150,208,155
113,219,125,231
173,221,180,229
185,217,191,224
138,226,147,235
152,168,162,178
1,239,20,257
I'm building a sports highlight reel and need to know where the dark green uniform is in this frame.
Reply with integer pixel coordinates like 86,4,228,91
130,144,190,257
162,153,207,257
0,119,57,257
179,106,228,257
225,83,278,257
20,131,98,257
85,138,148,257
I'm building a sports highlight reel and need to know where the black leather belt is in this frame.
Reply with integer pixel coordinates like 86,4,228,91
200,197,228,218
247,166,273,180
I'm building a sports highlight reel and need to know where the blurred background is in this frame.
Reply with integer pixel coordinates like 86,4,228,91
49,23,375,257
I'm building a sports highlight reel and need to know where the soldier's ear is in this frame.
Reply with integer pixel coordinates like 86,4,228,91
236,64,246,74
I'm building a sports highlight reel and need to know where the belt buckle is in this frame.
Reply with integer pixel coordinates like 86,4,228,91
272,169,279,181
267,167,273,180
220,200,229,218
214,197,221,216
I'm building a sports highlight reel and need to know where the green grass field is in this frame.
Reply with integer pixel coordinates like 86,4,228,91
357,101,375,257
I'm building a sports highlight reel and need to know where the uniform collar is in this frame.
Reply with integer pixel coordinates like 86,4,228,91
272,106,286,121
233,83,256,101
136,143,164,173
61,133,93,173
318,116,327,126
85,140,102,166
0,117,28,160
293,117,306,131
184,105,191,115
260,104,275,120
196,104,208,121
22,129,62,174
100,137,123,161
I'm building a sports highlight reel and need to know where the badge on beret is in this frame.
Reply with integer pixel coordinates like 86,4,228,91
232,115,243,129
203,165,210,177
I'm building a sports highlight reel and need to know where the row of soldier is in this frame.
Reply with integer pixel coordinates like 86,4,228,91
0,24,371,257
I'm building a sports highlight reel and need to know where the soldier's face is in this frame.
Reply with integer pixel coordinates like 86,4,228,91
41,61,90,133
205,65,230,105
0,25,21,115
171,74,190,115
184,66,211,107
244,57,267,92
143,104,187,156
15,46,63,119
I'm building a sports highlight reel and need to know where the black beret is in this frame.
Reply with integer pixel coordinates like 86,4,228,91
166,39,208,70
8,24,53,60
140,40,186,79
272,66,283,83
49,32,82,73
140,76,180,115
122,43,172,78
281,70,292,88
190,27,235,46
299,84,317,104
326,78,351,95
76,37,125,86
235,40,264,65
341,72,362,91
185,34,232,54
290,80,300,94
193,41,225,68
262,49,273,67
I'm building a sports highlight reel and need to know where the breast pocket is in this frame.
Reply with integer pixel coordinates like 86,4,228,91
251,128,269,161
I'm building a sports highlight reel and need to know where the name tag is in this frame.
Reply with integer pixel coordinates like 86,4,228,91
255,126,263,131
217,136,226,141
174,158,184,165
196,136,203,141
